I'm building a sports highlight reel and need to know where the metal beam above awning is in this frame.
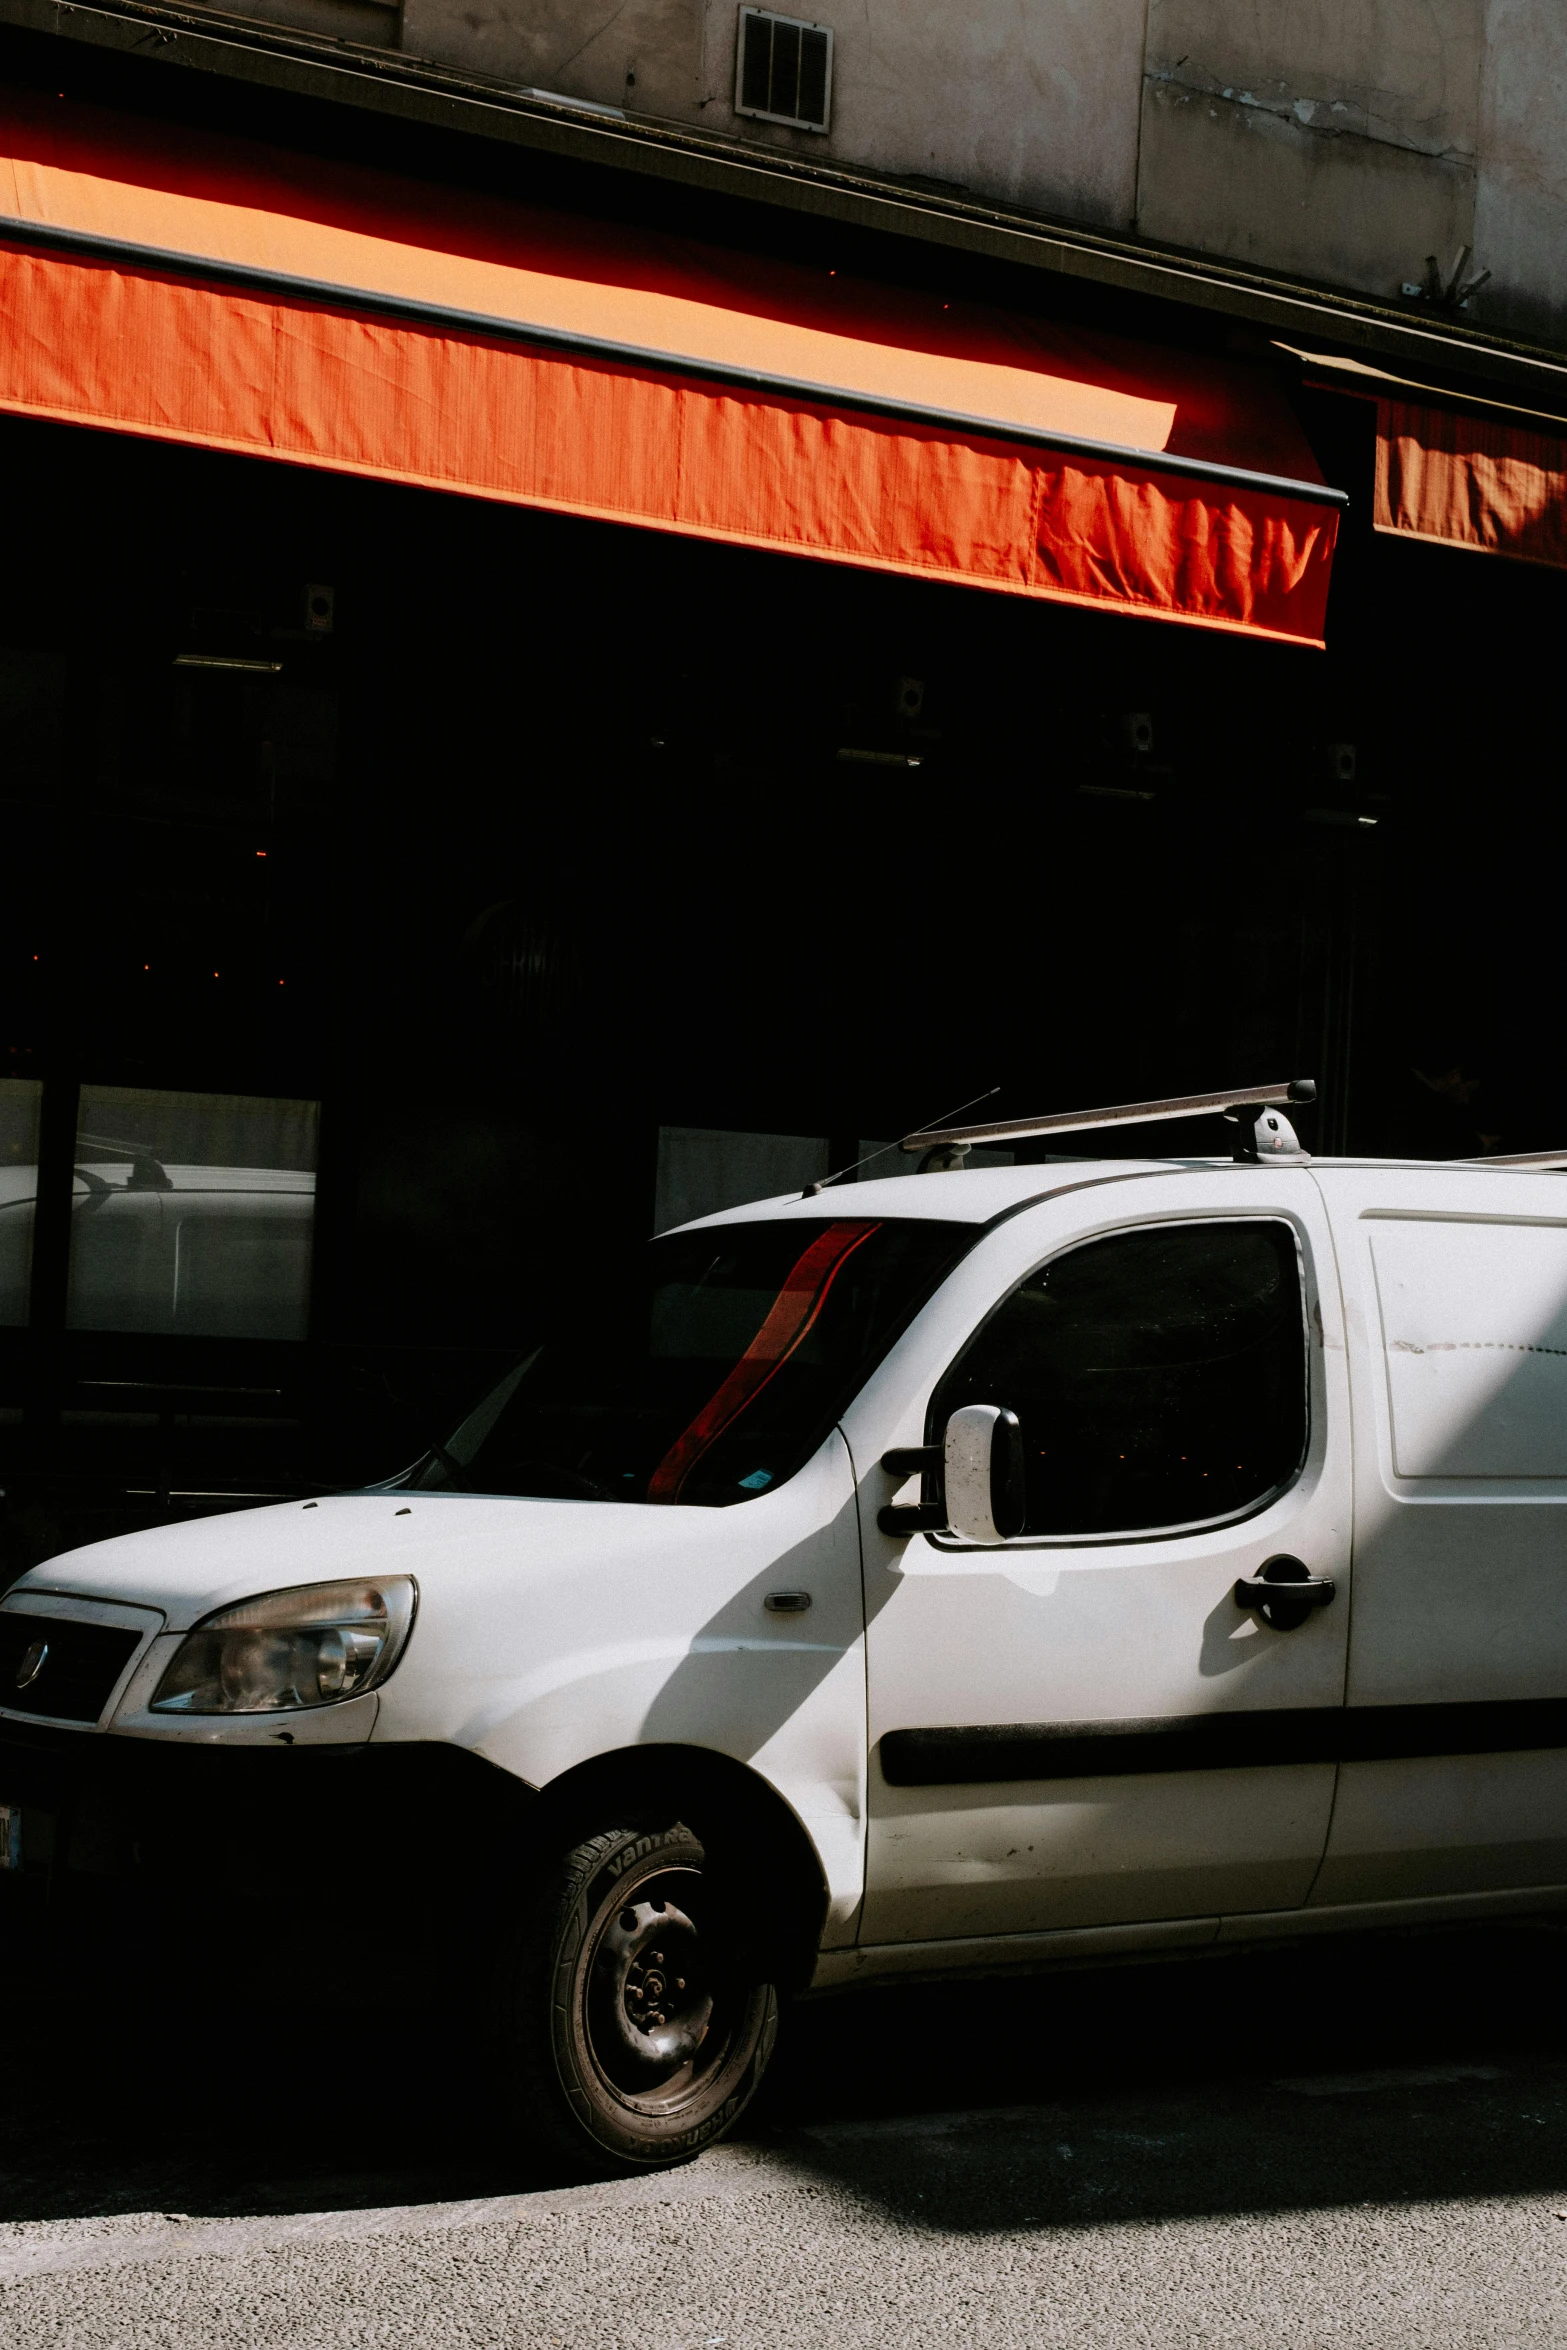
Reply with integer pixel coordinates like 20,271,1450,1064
0,82,1343,643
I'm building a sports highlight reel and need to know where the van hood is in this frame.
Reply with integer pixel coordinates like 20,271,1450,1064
7,1491,669,1632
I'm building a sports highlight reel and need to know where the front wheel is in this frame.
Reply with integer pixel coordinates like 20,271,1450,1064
503,1818,779,2175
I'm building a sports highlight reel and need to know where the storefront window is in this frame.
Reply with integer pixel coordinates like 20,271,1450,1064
66,1086,319,1341
0,1079,42,1326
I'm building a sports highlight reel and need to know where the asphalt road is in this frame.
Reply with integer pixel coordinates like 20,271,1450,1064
3,1923,1567,2347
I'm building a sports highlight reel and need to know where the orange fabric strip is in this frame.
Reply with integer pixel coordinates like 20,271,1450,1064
1375,397,1567,572
0,82,1323,474
0,241,1337,642
647,1221,881,1503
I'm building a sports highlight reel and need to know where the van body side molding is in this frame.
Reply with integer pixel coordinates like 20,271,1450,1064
880,1698,1567,1784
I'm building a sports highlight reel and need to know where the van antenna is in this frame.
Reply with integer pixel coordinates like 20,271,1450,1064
801,1087,1001,1197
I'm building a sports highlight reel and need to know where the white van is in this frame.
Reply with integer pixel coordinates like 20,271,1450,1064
4,1085,1567,2174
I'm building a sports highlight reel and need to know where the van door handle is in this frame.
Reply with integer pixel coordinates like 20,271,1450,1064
1233,1556,1336,1631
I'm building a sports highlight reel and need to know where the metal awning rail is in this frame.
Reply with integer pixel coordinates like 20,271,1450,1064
0,213,1348,509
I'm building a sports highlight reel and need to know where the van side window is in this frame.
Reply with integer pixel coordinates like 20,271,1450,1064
931,1220,1307,1537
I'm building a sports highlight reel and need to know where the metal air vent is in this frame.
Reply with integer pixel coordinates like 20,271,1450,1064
736,7,833,132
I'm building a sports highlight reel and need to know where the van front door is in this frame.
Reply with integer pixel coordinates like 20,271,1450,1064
844,1170,1352,1950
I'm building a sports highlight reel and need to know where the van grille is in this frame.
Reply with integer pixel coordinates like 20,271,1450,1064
0,1615,142,1724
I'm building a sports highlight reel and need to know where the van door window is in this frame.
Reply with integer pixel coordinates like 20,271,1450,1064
930,1219,1307,1537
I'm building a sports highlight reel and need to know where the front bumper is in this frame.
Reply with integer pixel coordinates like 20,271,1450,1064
0,1718,534,1962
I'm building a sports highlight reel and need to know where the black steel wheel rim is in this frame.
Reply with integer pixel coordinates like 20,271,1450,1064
582,1863,738,2116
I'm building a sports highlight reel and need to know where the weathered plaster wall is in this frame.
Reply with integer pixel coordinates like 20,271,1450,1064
382,0,1564,346
396,0,707,118
820,0,1146,227
1135,0,1482,297
239,0,396,43
394,0,1147,228
1474,0,1567,344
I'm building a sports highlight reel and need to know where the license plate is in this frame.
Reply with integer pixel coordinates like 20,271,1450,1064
0,1806,20,1871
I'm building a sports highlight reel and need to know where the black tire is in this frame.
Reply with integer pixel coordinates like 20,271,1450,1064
502,1816,779,2176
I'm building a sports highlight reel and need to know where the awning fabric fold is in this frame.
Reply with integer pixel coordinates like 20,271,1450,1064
1376,397,1567,572
0,85,1341,643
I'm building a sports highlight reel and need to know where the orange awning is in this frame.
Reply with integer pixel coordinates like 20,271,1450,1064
1376,396,1567,572
0,84,1342,643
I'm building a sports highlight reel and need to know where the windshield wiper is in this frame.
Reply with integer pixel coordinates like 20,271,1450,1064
425,1440,468,1490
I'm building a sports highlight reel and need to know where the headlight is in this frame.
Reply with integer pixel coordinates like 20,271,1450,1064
151,1578,417,1715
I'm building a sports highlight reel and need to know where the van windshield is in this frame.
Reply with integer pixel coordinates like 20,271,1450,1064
412,1216,973,1507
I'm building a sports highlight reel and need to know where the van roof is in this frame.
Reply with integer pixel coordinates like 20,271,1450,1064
671,1155,1567,1234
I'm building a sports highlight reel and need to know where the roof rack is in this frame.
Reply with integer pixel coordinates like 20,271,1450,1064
76,1131,173,1192
903,1080,1317,1170
1464,1147,1567,1169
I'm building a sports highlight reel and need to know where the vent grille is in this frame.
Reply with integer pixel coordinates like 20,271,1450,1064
0,1613,142,1724
736,7,832,132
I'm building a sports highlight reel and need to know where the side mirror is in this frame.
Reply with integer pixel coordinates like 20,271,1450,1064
942,1404,1026,1544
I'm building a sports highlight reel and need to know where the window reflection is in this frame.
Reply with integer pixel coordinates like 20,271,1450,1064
67,1085,319,1341
932,1219,1307,1536
0,1079,42,1326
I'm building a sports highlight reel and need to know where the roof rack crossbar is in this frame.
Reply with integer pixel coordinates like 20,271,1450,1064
75,1131,173,1191
1463,1147,1567,1168
902,1079,1316,1154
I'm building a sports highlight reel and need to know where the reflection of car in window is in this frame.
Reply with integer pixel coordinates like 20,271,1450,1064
0,1166,38,1326
65,1137,316,1341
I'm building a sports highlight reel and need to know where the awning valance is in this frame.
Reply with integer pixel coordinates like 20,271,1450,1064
1375,396,1567,572
0,84,1342,643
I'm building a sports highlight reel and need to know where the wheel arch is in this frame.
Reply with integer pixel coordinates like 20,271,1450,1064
532,1742,832,1995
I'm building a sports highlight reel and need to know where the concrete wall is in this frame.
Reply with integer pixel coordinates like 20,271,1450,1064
398,0,707,123
1137,0,1482,296
382,0,1567,347
1474,0,1567,344
394,0,1148,229
1136,0,1567,345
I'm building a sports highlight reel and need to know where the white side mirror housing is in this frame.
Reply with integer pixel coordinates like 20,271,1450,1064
943,1403,1025,1544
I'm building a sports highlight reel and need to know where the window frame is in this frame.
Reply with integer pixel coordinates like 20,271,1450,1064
734,6,835,134
921,1211,1314,1552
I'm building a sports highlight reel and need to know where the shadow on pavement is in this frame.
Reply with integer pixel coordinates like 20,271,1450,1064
1,1922,1565,2227
753,1923,1567,2231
